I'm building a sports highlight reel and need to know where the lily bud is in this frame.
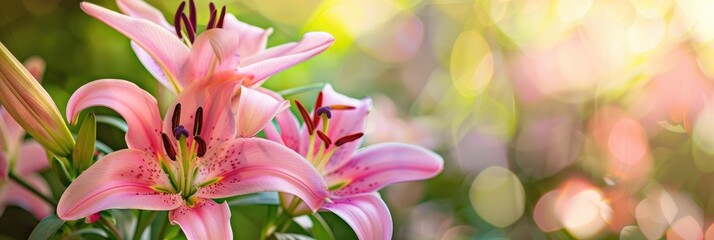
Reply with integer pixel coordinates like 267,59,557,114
0,43,74,157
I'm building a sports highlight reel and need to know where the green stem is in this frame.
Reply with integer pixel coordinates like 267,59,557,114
133,210,158,240
8,171,56,206
100,217,124,240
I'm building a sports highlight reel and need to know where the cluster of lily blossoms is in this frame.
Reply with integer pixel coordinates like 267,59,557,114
0,0,443,239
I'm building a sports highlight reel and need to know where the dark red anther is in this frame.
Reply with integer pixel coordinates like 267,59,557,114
207,3,217,29
193,107,203,136
312,91,323,122
174,1,186,39
316,130,332,149
335,132,364,146
188,0,197,33
330,105,356,110
180,13,195,43
207,8,217,30
172,103,182,130
217,6,226,29
294,100,315,135
162,133,177,161
194,136,207,157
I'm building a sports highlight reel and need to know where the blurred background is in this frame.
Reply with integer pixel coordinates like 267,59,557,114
4,0,714,239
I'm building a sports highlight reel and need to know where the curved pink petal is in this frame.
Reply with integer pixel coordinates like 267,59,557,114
239,32,335,87
235,86,288,137
67,79,163,154
223,14,273,57
131,41,174,92
169,199,232,240
15,141,49,174
316,84,371,171
265,109,303,153
81,2,188,90
2,175,52,219
116,0,174,32
321,193,392,240
326,143,443,196
196,138,328,211
183,29,241,86
57,149,182,220
162,73,242,147
0,107,24,152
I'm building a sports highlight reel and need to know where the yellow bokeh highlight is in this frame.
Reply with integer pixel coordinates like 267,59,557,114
450,31,494,98
469,166,525,228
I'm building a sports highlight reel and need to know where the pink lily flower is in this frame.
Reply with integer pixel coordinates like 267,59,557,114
0,57,52,219
264,85,444,240
81,0,335,94
81,0,325,137
57,75,328,239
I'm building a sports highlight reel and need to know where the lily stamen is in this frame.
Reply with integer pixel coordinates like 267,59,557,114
193,107,203,136
335,132,364,146
173,2,186,40
162,133,177,161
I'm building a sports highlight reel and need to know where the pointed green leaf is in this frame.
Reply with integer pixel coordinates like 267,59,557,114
228,192,280,206
309,214,335,240
29,214,64,240
51,156,74,186
96,115,128,132
278,83,324,97
73,112,96,172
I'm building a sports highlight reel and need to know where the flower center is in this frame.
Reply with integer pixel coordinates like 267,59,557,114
173,0,228,44
158,103,210,204
293,91,363,172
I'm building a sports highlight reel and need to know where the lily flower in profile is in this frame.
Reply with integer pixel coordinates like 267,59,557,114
264,85,444,240
57,75,328,239
81,0,334,94
81,0,322,137
0,43,74,157
0,57,52,219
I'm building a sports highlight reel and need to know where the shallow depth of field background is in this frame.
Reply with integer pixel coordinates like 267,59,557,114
4,0,714,239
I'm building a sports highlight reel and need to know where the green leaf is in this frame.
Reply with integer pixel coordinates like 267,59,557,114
228,192,280,206
277,83,324,97
96,115,128,132
51,156,74,186
69,228,108,238
309,214,335,240
73,112,96,172
29,214,64,240
273,233,315,240
95,139,114,154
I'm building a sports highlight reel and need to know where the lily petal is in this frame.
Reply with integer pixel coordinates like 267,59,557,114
317,84,371,171
0,152,7,180
321,193,392,240
116,0,174,32
131,42,173,92
183,29,241,86
67,79,163,154
169,199,232,240
235,86,289,137
0,107,24,152
2,175,52,219
15,141,49,174
57,149,181,220
325,143,443,196
223,14,273,57
196,138,328,211
163,72,242,147
265,108,302,152
239,32,335,87
81,2,189,92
